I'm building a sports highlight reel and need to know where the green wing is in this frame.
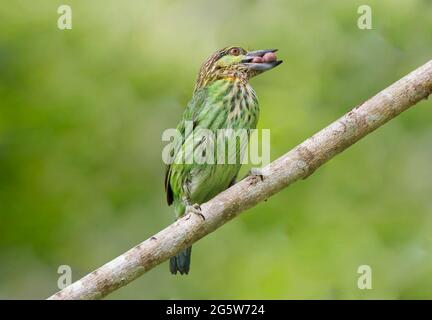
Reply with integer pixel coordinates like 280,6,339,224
164,88,207,205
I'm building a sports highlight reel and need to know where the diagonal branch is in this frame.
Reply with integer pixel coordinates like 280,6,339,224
48,60,432,300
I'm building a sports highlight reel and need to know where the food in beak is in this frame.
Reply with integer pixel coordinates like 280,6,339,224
241,49,282,72
251,52,277,64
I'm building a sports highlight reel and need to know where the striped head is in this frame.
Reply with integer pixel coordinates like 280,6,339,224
194,46,282,91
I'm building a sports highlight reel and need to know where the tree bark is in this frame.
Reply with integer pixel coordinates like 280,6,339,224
48,59,432,300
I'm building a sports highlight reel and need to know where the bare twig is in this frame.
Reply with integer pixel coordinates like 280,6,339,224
48,60,432,300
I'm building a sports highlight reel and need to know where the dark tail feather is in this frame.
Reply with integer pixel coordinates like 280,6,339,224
170,246,192,275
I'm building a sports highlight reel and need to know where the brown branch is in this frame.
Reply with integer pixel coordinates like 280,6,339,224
48,59,432,300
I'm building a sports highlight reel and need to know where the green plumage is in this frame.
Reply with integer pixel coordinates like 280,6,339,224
165,46,281,275
167,79,258,216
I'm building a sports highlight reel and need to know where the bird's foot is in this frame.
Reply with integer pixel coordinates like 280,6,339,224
247,167,264,185
186,203,205,221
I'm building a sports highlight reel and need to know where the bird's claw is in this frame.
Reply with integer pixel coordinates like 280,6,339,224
248,167,264,185
186,203,205,220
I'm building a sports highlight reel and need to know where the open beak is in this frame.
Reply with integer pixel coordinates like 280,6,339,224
241,49,283,72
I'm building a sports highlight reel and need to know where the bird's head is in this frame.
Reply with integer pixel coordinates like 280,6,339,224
194,46,282,91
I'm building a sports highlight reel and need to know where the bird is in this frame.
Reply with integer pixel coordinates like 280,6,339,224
164,46,282,274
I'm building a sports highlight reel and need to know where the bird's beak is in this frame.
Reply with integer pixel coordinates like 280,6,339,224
241,49,283,72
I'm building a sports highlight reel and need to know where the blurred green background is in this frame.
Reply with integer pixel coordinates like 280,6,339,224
0,0,431,299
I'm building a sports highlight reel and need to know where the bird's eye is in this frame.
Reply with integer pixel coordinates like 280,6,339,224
229,48,240,56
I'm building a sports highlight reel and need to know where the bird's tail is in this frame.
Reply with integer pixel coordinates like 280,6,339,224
170,246,192,275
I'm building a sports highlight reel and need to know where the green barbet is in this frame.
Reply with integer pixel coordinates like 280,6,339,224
165,46,282,274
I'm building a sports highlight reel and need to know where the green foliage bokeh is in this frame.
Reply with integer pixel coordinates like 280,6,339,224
0,0,431,299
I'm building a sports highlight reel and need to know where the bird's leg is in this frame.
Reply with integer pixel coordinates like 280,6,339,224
237,167,265,182
249,167,264,180
246,167,264,185
228,175,238,188
183,197,205,220
233,168,265,186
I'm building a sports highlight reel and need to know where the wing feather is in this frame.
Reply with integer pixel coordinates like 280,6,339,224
164,88,207,205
